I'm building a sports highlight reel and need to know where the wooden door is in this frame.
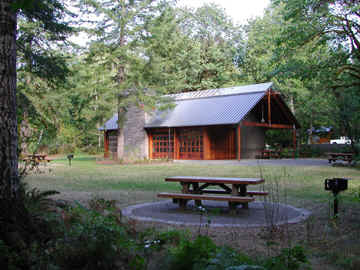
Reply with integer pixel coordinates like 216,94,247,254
178,128,204,160
150,130,174,159
208,126,236,159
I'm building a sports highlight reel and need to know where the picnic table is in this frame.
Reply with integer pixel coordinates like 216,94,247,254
257,149,281,159
23,154,50,165
157,176,268,213
328,152,353,165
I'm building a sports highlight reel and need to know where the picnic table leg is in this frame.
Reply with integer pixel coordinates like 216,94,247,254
181,182,190,193
228,202,237,214
192,182,202,207
179,199,188,210
239,185,249,209
229,184,240,213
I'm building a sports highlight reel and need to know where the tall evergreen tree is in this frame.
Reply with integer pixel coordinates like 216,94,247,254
0,0,74,254
0,0,18,199
79,0,175,158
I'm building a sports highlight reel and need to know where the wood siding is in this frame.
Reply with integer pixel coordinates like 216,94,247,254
148,126,236,160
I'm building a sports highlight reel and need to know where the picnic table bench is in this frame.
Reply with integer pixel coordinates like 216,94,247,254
157,176,268,213
328,152,353,165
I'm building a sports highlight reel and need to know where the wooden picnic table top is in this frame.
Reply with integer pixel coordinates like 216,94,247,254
25,153,47,157
165,176,264,185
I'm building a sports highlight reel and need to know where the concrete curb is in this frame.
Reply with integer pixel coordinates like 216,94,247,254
122,200,311,228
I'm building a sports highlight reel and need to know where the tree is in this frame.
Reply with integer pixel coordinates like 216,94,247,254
176,4,243,90
79,0,176,158
0,0,74,255
273,0,360,88
240,3,348,143
272,0,360,148
0,0,18,199
16,0,74,154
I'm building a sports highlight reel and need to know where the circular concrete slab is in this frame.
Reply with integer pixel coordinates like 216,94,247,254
122,200,311,228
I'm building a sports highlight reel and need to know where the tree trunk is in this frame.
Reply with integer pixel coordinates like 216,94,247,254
0,0,19,199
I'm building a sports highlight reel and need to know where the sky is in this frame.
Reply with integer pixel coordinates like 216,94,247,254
177,0,271,24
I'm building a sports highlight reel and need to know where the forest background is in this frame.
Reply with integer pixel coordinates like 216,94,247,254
18,0,360,155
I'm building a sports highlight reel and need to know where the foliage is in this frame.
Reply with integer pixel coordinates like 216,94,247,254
273,0,360,89
161,234,269,270
205,247,259,270
265,129,293,148
163,235,217,270
22,186,60,213
271,0,360,144
264,245,309,270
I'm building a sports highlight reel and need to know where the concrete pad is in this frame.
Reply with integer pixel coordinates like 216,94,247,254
122,200,311,228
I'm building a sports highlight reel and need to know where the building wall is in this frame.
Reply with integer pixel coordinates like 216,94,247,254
240,113,265,158
118,105,148,161
114,107,265,161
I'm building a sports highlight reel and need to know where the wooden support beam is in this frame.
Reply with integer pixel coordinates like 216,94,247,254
267,90,271,125
203,127,211,160
293,127,297,158
104,132,109,158
174,128,179,159
237,124,241,160
242,121,293,129
148,131,153,159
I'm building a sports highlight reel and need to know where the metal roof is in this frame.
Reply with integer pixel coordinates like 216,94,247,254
145,91,266,128
99,113,118,131
100,82,273,130
167,82,272,101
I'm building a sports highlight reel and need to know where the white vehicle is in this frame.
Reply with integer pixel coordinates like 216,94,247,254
330,136,351,144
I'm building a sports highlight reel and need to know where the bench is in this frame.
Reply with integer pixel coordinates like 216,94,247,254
157,192,255,212
328,153,353,165
198,189,268,197
247,191,269,196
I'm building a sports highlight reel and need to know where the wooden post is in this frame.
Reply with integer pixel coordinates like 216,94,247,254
293,126,297,158
267,90,271,125
168,127,170,160
174,128,179,160
203,128,211,160
104,131,109,158
237,124,241,160
148,131,153,159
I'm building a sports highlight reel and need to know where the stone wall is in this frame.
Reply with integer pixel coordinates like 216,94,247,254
240,113,265,159
118,105,149,161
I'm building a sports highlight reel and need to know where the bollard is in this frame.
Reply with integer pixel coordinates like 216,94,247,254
324,178,348,217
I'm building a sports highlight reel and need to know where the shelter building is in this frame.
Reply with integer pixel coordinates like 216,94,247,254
100,82,300,160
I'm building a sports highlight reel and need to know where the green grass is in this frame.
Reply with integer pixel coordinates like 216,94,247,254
23,156,360,269
24,156,360,204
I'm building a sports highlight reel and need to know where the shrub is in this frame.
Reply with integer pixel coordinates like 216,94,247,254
264,245,309,270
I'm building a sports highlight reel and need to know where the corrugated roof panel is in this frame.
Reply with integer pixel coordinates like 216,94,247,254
168,82,272,101
99,113,118,130
145,91,266,128
100,82,273,130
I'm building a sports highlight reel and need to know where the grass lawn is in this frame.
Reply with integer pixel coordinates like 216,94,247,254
25,155,360,203
24,155,360,270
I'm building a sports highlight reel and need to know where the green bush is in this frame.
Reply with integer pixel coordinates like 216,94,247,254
53,203,136,269
264,245,309,270
162,235,217,270
161,235,265,270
